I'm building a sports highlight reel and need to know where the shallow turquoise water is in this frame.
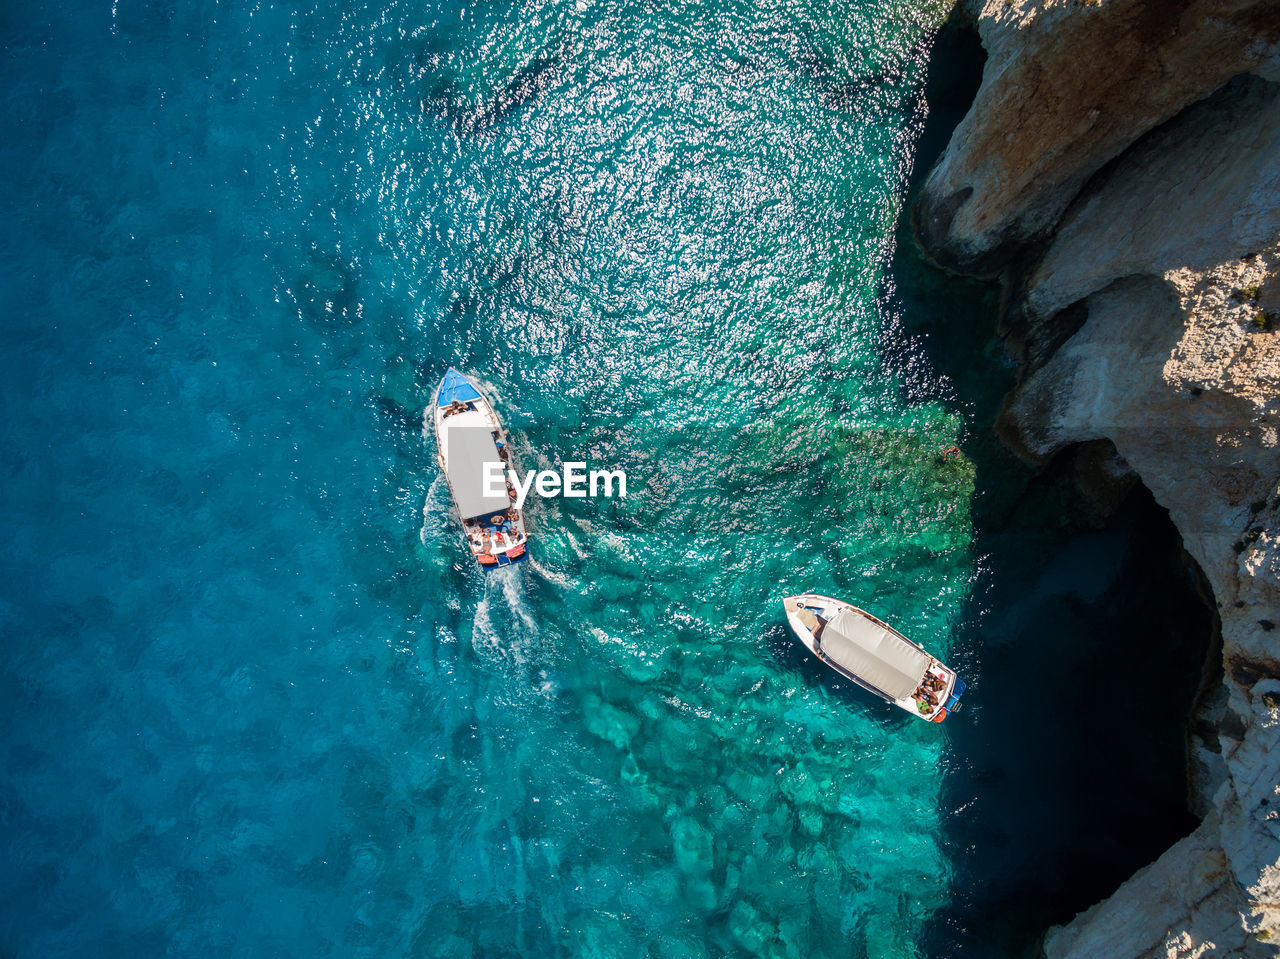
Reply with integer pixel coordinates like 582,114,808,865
0,0,1209,956
400,2,971,953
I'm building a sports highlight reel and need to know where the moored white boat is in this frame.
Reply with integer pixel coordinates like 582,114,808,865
429,368,529,570
783,593,965,722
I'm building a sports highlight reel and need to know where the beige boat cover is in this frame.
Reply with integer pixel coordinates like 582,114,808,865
444,422,509,520
820,607,930,700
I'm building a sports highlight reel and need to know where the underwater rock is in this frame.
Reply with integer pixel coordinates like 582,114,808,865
371,396,421,435
670,816,717,910
777,763,822,810
794,841,837,876
817,38,929,114
797,808,824,838
447,46,567,137
581,694,642,751
727,899,775,955
671,816,713,875
378,354,425,415
294,251,361,327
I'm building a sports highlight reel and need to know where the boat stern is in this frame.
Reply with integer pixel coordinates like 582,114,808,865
944,676,966,713
477,537,528,569
927,676,967,722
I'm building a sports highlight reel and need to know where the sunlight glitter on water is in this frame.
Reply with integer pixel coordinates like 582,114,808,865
1,0,972,955
358,0,971,954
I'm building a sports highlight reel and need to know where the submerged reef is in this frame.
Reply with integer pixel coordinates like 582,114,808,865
914,0,1280,954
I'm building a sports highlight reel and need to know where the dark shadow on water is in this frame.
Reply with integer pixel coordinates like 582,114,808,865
882,12,1215,959
922,486,1210,959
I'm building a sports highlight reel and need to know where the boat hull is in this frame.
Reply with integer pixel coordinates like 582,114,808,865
429,369,530,570
783,593,963,722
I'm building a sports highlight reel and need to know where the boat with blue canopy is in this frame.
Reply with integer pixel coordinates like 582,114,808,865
429,369,529,569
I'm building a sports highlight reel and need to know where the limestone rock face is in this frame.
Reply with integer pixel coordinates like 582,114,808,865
1041,817,1255,959
915,0,1280,955
913,0,1280,275
1025,75,1280,321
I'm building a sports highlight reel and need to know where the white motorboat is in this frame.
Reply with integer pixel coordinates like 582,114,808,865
429,368,529,569
783,593,965,722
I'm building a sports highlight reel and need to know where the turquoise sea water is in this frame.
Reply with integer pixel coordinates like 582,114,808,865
1,0,1211,957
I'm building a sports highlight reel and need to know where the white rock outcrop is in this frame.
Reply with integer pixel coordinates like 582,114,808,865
915,0,1280,273
915,0,1280,955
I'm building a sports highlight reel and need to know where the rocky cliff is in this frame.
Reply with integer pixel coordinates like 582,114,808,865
913,0,1280,955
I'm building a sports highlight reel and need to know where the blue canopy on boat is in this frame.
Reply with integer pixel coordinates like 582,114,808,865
437,368,483,407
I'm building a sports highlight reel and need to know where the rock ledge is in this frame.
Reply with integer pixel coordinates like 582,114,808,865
915,1,1280,955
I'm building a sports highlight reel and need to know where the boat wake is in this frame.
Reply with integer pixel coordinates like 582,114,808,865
497,566,539,636
470,566,542,673
525,556,573,591
419,472,449,547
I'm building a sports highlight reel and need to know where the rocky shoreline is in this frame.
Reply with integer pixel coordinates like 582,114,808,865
913,1,1280,954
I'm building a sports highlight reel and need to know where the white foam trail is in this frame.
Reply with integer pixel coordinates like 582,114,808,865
527,557,573,590
421,402,434,440
420,472,448,547
471,591,510,660
491,567,535,636
466,567,544,673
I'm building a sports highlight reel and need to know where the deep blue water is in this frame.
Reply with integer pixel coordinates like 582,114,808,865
1,1,1208,957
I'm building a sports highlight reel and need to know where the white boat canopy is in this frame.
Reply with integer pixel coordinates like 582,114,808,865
444,420,509,520
820,607,930,700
